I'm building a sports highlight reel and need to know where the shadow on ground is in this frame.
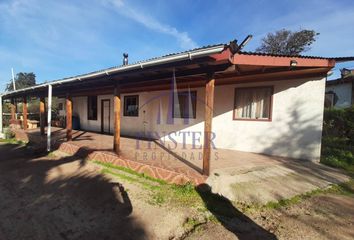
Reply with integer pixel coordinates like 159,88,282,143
0,143,145,240
197,184,277,240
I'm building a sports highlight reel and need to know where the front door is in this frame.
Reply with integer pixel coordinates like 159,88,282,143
101,99,110,134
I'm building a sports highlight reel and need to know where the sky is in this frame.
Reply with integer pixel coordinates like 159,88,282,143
0,0,354,91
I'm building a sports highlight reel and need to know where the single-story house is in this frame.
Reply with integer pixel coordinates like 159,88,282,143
325,69,354,108
1,40,353,177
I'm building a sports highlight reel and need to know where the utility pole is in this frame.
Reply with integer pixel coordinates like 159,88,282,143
11,68,16,91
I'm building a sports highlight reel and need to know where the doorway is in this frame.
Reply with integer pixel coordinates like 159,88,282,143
101,99,110,134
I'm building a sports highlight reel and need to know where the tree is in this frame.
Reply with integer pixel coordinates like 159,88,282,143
6,72,36,91
256,29,319,55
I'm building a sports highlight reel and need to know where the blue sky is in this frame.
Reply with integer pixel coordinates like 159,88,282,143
1,0,354,91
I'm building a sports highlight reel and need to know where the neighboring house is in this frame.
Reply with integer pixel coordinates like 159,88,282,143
1,41,353,168
325,69,354,108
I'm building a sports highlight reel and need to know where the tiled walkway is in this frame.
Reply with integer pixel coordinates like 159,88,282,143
16,127,288,184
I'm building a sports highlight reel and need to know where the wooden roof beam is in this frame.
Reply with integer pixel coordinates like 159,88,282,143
231,54,336,68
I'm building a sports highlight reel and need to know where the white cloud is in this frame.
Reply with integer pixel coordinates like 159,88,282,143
103,0,197,49
0,0,120,88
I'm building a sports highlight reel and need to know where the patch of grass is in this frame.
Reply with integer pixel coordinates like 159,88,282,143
335,179,354,195
182,216,209,237
93,160,167,185
262,180,354,210
100,168,160,190
94,160,204,207
148,192,166,206
321,139,354,172
183,217,202,228
0,138,26,145
47,151,57,157
94,160,205,208
161,183,202,207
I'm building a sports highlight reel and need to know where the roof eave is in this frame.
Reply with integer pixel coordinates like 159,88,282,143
1,44,227,98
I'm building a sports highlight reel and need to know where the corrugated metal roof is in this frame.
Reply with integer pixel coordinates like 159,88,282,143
1,43,227,97
47,43,227,82
239,51,354,61
2,40,353,97
326,76,354,85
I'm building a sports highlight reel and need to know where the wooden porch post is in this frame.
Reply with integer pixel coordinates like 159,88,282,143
113,85,121,154
39,97,45,135
66,94,72,141
202,73,215,176
10,98,16,122
22,96,28,130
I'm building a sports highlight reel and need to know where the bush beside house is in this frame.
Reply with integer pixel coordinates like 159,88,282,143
321,107,354,171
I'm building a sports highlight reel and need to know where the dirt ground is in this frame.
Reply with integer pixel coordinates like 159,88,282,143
187,193,354,240
0,142,353,240
0,143,195,240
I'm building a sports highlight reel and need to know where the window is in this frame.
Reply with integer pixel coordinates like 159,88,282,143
58,103,63,111
234,87,273,120
87,96,98,120
124,95,139,117
173,91,197,119
324,92,335,108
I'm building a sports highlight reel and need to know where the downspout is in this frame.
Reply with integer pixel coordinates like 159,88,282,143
47,84,52,152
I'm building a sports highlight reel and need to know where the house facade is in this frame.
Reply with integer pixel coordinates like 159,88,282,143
325,69,354,108
69,76,325,161
2,41,350,176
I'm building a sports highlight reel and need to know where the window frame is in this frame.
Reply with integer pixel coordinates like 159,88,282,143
233,86,274,122
58,103,63,111
123,95,139,117
87,95,98,121
324,92,335,108
172,90,197,119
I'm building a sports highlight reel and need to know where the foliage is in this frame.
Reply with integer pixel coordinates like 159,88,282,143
94,161,203,207
0,138,26,145
94,160,167,185
256,29,319,55
262,180,354,210
321,107,354,171
6,72,36,91
4,128,15,139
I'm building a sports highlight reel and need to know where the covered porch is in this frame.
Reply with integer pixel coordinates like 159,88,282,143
1,42,341,185
14,127,349,202
16,127,286,184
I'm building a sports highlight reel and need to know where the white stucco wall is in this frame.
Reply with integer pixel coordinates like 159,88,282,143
72,95,114,133
71,76,326,161
326,82,352,108
212,77,326,161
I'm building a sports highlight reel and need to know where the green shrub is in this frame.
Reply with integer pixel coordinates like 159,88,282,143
321,107,354,171
4,128,15,139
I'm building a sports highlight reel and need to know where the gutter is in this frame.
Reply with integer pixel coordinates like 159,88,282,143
1,44,226,97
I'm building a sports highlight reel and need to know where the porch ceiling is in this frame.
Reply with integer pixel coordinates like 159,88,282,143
4,65,331,100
